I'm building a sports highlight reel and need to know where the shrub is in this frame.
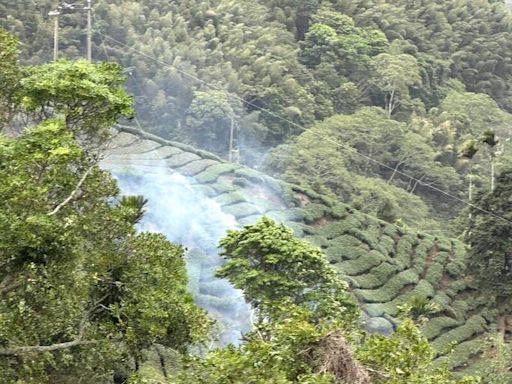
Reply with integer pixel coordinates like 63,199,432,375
177,159,218,176
192,184,217,198
302,235,330,248
337,250,387,276
383,224,400,238
422,316,461,340
438,337,487,369
211,179,237,193
394,234,417,268
196,163,240,183
245,196,283,213
353,262,400,289
222,202,261,219
431,316,487,355
326,244,367,263
316,217,362,239
237,215,262,227
279,207,309,222
437,238,453,252
215,191,246,206
167,151,201,168
284,221,306,237
379,235,396,256
303,203,328,223
354,269,419,303
330,204,349,219
424,262,445,286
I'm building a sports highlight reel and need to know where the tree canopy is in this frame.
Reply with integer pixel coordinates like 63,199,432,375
0,29,209,383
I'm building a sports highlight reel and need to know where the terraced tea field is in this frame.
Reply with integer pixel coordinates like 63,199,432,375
102,126,493,371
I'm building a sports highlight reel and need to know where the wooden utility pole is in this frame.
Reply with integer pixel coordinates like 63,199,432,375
491,155,495,192
469,172,473,220
49,10,60,61
228,114,234,162
86,0,92,61
48,1,93,62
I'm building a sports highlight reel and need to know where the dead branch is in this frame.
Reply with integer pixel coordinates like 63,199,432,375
311,330,372,384
48,165,95,216
0,339,99,356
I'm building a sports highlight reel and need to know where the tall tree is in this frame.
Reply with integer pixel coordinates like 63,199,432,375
0,30,209,383
217,217,358,324
466,168,512,340
0,29,21,132
369,53,421,116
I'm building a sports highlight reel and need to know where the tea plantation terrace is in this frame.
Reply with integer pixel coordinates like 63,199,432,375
101,125,492,372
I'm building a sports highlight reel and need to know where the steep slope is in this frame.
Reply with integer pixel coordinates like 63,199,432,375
102,126,492,371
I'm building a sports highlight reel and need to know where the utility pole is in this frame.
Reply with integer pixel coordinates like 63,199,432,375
49,9,60,61
48,1,93,62
491,155,495,191
468,172,473,220
228,114,234,162
86,0,92,61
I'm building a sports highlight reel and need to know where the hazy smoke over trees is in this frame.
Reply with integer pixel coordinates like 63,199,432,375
115,171,253,345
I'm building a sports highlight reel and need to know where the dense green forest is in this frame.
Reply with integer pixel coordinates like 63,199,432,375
3,0,512,232
2,0,512,382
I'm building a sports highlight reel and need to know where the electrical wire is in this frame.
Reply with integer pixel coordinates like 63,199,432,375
93,31,512,226
93,13,145,131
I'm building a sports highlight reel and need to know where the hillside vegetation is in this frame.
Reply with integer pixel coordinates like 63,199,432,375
2,0,512,382
103,126,495,377
3,0,512,233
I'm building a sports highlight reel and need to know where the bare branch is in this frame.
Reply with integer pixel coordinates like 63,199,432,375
0,339,99,356
0,296,109,356
48,165,95,216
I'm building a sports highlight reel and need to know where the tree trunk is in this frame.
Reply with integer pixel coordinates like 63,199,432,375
387,160,403,184
387,89,396,117
498,314,506,342
155,345,168,379
491,156,495,191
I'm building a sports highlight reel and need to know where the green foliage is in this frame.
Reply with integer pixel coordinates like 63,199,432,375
177,159,218,176
0,28,21,131
186,90,240,154
0,121,209,383
338,250,387,276
217,217,358,324
354,270,420,303
21,60,134,141
299,7,387,115
265,107,460,232
119,195,148,224
0,32,208,383
466,168,512,330
178,306,338,384
222,202,261,218
358,319,479,384
6,1,512,236
196,163,241,183
4,1,512,378
369,52,421,116
476,336,512,384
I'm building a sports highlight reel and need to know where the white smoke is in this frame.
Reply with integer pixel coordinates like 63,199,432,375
114,169,252,345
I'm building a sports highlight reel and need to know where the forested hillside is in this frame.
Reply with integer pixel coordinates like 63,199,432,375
3,0,512,383
102,126,499,376
3,0,512,233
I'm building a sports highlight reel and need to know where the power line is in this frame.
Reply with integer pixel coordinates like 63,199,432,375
93,14,145,131
95,31,512,226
